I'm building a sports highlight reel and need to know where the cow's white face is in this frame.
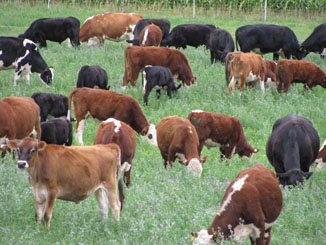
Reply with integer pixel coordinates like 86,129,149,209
192,229,214,245
141,124,157,146
87,37,101,46
187,158,202,177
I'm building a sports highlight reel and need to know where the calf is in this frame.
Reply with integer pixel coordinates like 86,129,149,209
142,65,181,105
139,24,163,47
41,117,72,146
31,92,69,122
316,140,326,171
7,137,125,230
276,60,326,93
264,60,277,88
266,114,320,186
300,23,326,58
224,51,242,86
77,65,109,90
94,118,136,187
156,115,208,177
191,164,283,245
18,17,80,48
67,87,157,146
187,110,258,160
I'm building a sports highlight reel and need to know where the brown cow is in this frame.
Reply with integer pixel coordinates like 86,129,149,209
80,13,143,46
187,110,258,160
191,164,283,245
7,137,125,230
276,60,326,93
94,118,136,187
122,46,197,89
316,139,326,171
139,24,163,47
224,51,242,86
263,60,277,88
228,53,266,94
67,87,156,146
156,115,207,177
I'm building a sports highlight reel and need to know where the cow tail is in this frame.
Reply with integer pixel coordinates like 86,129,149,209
115,145,125,210
67,88,77,121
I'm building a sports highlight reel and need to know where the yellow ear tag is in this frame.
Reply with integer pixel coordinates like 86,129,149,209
190,236,195,242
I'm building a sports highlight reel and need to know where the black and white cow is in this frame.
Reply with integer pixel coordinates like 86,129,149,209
19,17,80,48
0,37,53,86
266,114,320,186
207,28,235,64
31,92,68,122
161,24,216,49
300,23,326,59
127,18,171,46
142,65,181,105
41,117,73,146
235,24,305,61
76,65,109,90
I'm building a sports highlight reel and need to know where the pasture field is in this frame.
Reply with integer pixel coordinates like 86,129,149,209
0,2,326,244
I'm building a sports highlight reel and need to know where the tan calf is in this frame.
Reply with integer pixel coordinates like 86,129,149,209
139,24,163,46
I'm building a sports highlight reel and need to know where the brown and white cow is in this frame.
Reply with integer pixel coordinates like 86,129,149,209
94,118,136,187
156,115,207,177
7,137,125,230
79,13,143,46
123,46,197,90
67,87,156,146
187,110,258,160
191,164,283,245
276,60,326,93
224,51,242,86
139,24,163,47
228,53,266,94
316,139,326,171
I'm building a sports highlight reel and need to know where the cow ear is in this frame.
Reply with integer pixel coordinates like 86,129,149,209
37,141,47,151
299,46,304,52
253,148,259,153
200,155,208,164
304,171,313,179
190,232,198,242
141,125,149,136
7,140,18,149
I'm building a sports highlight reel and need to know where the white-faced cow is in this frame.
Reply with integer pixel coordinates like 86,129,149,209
191,164,283,245
187,110,258,160
224,51,242,86
94,118,136,187
80,13,143,46
18,17,80,48
235,24,305,61
266,114,320,186
67,87,157,146
300,23,326,59
139,24,163,47
7,137,125,230
41,117,73,146
316,139,326,171
156,115,208,177
0,37,53,86
77,65,109,90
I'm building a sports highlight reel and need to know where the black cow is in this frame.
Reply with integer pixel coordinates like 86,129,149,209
127,18,171,46
76,65,109,90
207,28,235,64
41,117,73,146
19,17,80,48
266,114,320,186
235,24,305,61
161,24,216,49
0,37,53,86
300,23,326,59
31,92,69,122
142,65,181,105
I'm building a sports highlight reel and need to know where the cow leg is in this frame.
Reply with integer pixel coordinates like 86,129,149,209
264,227,272,245
124,167,131,188
210,50,215,64
273,53,279,61
97,36,105,45
76,119,86,145
167,146,177,167
166,86,173,99
156,89,161,99
224,145,236,159
106,186,120,221
14,70,22,86
44,189,58,230
259,79,265,94
95,188,109,222
239,76,245,95
143,85,153,105
32,184,46,223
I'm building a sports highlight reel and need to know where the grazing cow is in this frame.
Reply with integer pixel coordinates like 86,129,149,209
123,46,196,89
266,114,320,186
31,92,69,122
67,87,157,146
139,24,163,46
94,118,136,187
18,17,80,48
276,60,326,93
161,24,216,49
187,110,258,160
263,60,277,87
77,65,109,90
79,13,143,46
7,137,126,230
0,37,53,86
224,51,242,86
206,28,235,64
228,53,266,94
127,18,171,46
235,24,305,61
142,65,181,105
41,117,73,146
156,115,208,177
300,23,326,58
316,140,326,171
191,164,283,245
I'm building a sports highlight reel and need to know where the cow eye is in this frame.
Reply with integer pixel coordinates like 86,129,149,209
148,134,153,140
30,148,36,154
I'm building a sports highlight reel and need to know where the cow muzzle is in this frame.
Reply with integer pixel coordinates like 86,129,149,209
17,160,29,169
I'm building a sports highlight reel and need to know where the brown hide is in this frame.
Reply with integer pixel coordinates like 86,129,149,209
276,60,326,93
123,46,196,88
263,60,277,89
225,51,242,86
139,24,163,46
316,143,326,171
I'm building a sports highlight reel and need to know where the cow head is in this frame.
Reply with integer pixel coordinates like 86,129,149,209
191,230,214,245
276,169,313,186
141,124,157,146
293,46,308,60
39,66,54,86
179,155,208,177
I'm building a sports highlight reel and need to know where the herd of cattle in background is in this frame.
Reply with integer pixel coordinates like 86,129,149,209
1,11,326,244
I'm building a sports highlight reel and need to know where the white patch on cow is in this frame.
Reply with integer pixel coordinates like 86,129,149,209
22,63,32,84
0,50,2,56
265,221,275,230
17,160,29,169
320,139,326,151
94,187,109,222
0,136,8,149
265,78,277,89
191,109,203,113
259,79,265,94
16,50,30,65
121,85,127,91
188,126,193,134
23,39,36,49
104,118,121,133
141,124,157,146
276,48,285,58
121,162,131,173
84,16,95,24
316,158,326,172
216,174,248,216
252,48,263,55
228,76,237,92
245,71,258,83
192,229,214,245
142,28,149,46
87,37,101,46
76,119,86,145
29,127,38,139
204,138,221,149
187,158,202,177
142,70,147,95
321,48,326,56
175,153,186,161
67,110,71,120
234,223,261,243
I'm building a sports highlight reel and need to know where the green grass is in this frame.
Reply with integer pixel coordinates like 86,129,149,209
0,2,326,244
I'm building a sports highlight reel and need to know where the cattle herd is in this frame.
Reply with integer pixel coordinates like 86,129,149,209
0,11,326,244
